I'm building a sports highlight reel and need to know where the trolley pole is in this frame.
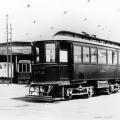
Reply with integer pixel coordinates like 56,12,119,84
10,24,12,84
6,14,9,82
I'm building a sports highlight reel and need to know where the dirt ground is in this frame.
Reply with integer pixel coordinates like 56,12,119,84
0,84,120,120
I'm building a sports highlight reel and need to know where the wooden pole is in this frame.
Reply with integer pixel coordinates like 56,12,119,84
10,24,12,84
6,14,9,81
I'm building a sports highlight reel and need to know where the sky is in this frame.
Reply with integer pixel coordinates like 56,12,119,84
0,0,120,42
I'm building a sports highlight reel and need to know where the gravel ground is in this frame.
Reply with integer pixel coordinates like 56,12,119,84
0,84,120,120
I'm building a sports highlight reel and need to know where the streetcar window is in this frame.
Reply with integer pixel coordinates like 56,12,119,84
113,51,117,65
74,46,81,63
36,56,40,62
36,47,40,63
18,64,30,72
91,48,97,63
83,46,90,63
19,64,22,72
98,49,106,64
107,50,112,64
119,52,120,64
18,60,31,73
27,64,30,72
23,64,26,72
60,50,68,62
36,47,39,54
45,43,55,62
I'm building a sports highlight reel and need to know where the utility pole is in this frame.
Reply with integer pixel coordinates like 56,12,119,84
10,24,12,84
6,14,9,81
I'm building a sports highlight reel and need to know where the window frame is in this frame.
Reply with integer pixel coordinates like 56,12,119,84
45,42,56,63
118,51,120,65
112,50,118,65
90,47,97,64
107,50,112,65
98,48,107,64
18,63,31,73
74,45,82,63
83,46,90,63
35,46,40,63
59,50,68,63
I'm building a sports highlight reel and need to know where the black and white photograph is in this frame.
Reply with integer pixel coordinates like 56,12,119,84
0,0,120,120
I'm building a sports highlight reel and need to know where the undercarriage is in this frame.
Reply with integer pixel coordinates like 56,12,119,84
26,81,120,101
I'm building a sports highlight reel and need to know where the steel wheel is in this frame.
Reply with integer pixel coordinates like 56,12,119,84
64,88,73,100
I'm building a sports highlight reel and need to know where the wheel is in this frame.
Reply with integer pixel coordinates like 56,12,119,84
114,84,119,93
64,88,73,100
82,87,93,98
106,87,112,95
85,88,93,98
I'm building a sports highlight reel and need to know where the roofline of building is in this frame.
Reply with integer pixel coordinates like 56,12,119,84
0,41,32,46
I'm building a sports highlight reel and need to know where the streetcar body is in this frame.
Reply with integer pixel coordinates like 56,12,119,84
28,31,120,101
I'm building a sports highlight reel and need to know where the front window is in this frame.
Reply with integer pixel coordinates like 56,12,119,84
91,48,97,63
74,46,81,63
98,49,106,64
119,52,120,64
108,50,112,64
36,47,39,54
19,64,22,72
45,43,55,62
36,56,40,62
18,63,31,72
36,47,40,63
83,46,90,63
23,64,26,72
60,50,68,62
113,51,117,65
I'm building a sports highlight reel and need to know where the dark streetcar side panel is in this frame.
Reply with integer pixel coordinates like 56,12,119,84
32,64,70,85
45,65,59,81
59,65,69,80
32,64,59,82
71,41,120,84
117,67,120,78
73,64,119,82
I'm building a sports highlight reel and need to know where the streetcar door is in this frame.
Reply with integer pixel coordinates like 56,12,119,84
59,42,71,82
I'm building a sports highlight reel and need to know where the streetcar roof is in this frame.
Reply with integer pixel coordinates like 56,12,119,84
34,35,120,49
53,36,119,48
35,30,120,49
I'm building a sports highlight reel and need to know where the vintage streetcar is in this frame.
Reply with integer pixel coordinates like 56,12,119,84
27,31,120,101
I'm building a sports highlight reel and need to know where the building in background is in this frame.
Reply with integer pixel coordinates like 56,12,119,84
0,41,33,84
